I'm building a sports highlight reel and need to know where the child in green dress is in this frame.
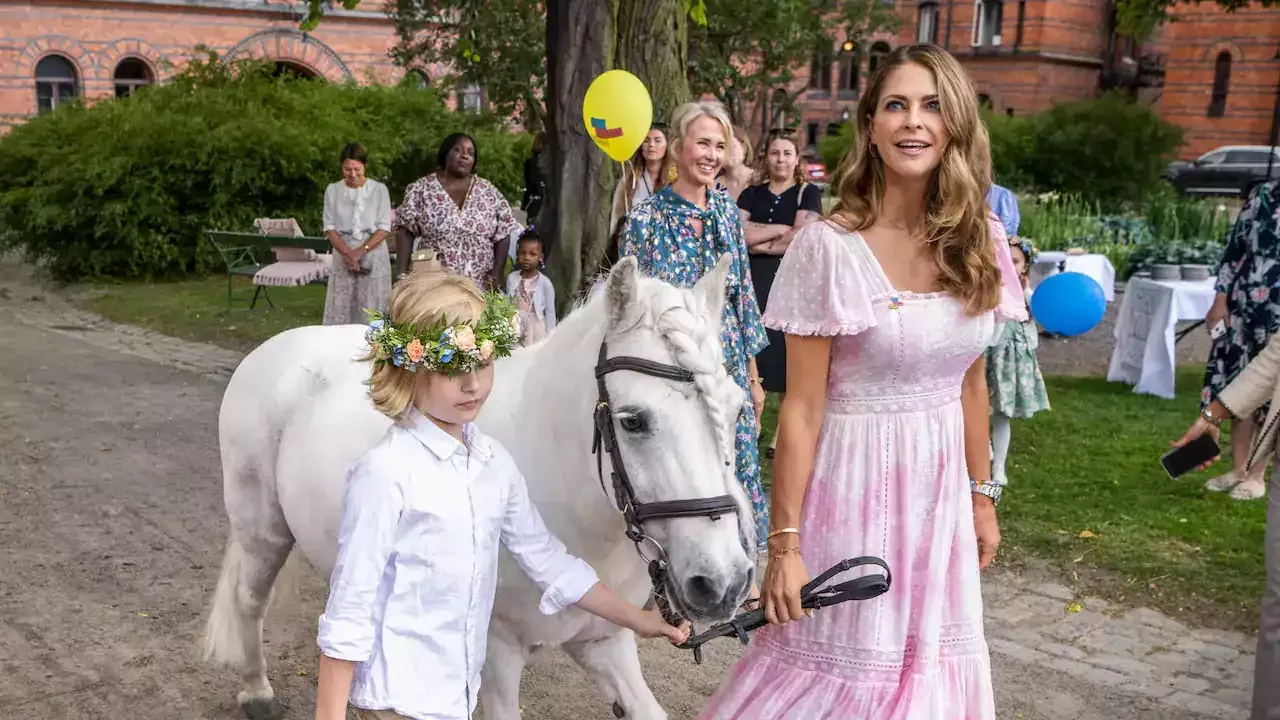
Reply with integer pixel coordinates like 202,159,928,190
986,237,1050,487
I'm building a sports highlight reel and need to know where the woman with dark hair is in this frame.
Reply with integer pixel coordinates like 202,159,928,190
322,142,393,325
394,133,522,290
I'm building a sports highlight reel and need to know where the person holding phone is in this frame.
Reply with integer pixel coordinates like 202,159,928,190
1198,181,1280,500
1173,318,1280,720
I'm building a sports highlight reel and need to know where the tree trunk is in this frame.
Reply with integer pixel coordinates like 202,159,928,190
615,0,691,123
543,0,690,316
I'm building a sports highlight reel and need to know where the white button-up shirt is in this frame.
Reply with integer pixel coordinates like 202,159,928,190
316,412,600,720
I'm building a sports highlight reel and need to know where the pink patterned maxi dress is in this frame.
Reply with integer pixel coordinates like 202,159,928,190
701,218,1026,720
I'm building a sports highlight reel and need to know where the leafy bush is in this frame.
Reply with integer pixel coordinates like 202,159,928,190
817,122,856,177
986,92,1184,210
0,52,531,281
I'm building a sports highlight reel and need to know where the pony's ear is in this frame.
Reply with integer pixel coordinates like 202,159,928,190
606,256,641,327
692,252,732,323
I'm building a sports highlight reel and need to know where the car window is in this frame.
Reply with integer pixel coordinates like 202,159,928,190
1199,151,1227,165
1224,150,1269,164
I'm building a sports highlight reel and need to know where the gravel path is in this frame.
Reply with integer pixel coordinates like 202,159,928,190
0,258,1250,719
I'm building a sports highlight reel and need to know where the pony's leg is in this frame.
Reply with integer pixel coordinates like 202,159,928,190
478,621,531,720
563,631,665,720
203,529,294,720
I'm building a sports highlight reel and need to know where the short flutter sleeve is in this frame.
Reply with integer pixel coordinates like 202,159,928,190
989,213,1029,323
763,221,877,336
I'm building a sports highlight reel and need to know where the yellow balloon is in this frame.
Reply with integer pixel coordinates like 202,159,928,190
582,70,653,163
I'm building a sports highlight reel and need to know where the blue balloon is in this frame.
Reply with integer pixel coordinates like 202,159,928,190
1029,271,1106,337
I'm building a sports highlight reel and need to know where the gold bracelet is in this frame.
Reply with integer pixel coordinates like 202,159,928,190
770,545,801,560
767,527,800,539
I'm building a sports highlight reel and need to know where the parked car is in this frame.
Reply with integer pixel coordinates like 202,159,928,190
803,155,829,186
1163,145,1280,198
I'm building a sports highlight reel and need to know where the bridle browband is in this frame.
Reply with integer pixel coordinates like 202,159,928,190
590,340,741,619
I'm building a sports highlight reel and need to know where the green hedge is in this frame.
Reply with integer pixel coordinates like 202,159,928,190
0,52,531,281
987,91,1184,210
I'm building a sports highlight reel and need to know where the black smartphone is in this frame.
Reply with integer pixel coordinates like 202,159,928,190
1160,433,1220,479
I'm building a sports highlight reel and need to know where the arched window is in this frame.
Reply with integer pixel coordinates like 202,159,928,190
978,93,992,109
403,69,430,89
35,54,79,114
1208,51,1231,118
918,2,940,44
113,58,154,98
868,42,891,77
272,61,319,81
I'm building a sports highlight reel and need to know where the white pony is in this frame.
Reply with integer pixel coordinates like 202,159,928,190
202,256,756,720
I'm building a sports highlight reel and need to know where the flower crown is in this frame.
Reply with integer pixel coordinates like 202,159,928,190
1010,236,1037,264
364,292,521,375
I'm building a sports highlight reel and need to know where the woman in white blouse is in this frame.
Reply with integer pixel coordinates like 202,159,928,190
322,142,393,325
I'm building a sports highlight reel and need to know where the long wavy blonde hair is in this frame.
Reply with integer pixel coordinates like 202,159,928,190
829,44,1000,316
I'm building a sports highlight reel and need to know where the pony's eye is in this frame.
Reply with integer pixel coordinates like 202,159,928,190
618,412,648,433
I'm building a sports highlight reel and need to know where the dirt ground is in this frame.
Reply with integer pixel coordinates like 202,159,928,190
0,257,1227,720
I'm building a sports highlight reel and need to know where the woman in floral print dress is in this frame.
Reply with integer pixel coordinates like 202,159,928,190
394,133,522,291
1201,181,1280,501
618,100,770,555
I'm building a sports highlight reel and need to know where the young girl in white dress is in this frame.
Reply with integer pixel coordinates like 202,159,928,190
313,271,688,720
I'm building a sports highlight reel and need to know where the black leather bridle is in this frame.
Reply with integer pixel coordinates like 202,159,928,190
590,340,742,619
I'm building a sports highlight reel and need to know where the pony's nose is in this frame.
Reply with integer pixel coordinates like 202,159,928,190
683,570,749,612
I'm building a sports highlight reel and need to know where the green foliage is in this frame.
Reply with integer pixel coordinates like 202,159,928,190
985,92,1184,211
817,121,856,175
391,0,547,124
1018,190,1230,278
0,52,530,282
1114,0,1278,40
689,0,899,126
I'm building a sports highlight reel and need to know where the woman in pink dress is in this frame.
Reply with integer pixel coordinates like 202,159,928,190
701,44,1026,719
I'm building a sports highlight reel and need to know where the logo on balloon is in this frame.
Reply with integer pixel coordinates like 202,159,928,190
590,117,624,140
582,70,653,163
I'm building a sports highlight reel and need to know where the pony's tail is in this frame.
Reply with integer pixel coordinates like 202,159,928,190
202,533,302,668
202,534,250,668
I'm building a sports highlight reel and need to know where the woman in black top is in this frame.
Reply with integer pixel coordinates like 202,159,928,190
737,130,823,455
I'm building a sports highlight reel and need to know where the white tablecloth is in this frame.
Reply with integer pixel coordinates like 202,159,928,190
1030,252,1117,302
1106,277,1218,399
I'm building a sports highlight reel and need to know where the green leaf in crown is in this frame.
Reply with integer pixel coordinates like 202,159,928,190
363,292,521,375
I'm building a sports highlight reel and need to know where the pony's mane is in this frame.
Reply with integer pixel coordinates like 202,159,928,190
610,278,740,472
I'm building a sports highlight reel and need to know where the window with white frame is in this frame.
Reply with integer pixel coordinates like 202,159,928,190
459,83,484,113
972,0,1003,47
35,55,79,113
918,2,940,44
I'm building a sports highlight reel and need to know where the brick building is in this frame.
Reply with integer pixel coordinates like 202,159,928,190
0,0,442,134
1157,2,1280,158
767,0,1280,162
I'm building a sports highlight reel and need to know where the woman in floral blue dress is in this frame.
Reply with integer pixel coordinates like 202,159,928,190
1201,181,1280,501
619,100,770,556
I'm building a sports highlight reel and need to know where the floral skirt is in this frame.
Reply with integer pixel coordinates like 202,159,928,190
1202,300,1280,424
985,320,1049,419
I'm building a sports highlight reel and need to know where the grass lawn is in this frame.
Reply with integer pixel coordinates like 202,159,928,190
762,373,1263,632
83,276,1266,630
82,275,327,353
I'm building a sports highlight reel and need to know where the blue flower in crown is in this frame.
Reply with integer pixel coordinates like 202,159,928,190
439,347,455,364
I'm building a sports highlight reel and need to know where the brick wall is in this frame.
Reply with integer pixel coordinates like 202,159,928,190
0,0,432,133
1156,3,1280,159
